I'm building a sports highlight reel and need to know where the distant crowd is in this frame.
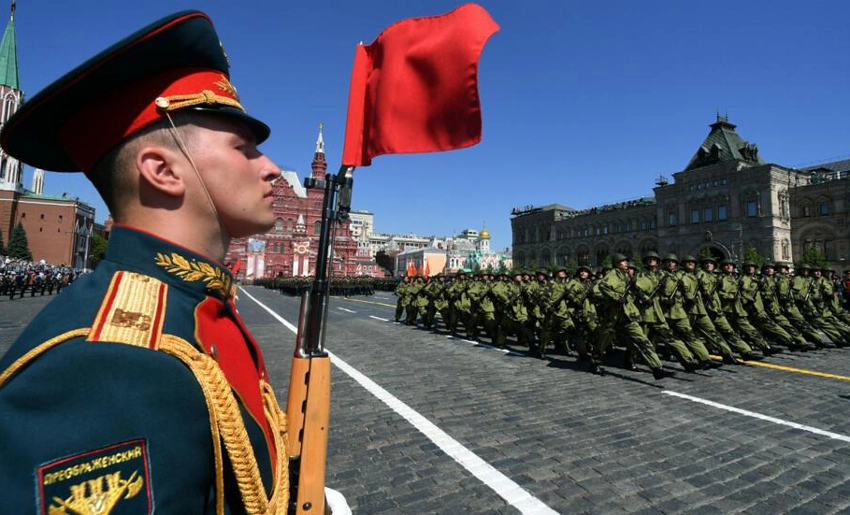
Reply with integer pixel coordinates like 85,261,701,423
0,256,83,300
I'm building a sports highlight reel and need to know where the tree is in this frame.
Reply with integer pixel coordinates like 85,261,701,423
801,245,829,269
7,222,32,260
375,250,397,275
600,254,612,269
90,233,109,268
742,245,764,267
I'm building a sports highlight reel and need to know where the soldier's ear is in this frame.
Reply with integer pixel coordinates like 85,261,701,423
136,146,186,198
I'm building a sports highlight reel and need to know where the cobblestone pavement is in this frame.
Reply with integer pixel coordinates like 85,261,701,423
3,287,850,514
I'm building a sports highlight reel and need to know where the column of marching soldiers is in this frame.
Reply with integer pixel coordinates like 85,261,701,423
394,253,850,380
0,260,79,300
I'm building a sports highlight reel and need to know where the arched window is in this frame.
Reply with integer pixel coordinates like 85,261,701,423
275,218,283,233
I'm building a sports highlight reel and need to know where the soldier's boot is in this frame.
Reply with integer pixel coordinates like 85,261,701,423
623,350,638,372
652,368,675,380
722,353,740,365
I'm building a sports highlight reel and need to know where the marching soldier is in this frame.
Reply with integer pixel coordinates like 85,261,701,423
718,259,778,356
635,252,700,372
596,254,673,379
697,257,758,360
658,254,718,369
394,275,411,322
680,255,738,364
565,264,598,361
407,275,425,325
757,262,815,351
539,267,574,357
738,261,807,351
775,262,831,348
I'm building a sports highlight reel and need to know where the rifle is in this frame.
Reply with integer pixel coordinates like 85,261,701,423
665,274,680,304
286,165,354,514
645,273,666,303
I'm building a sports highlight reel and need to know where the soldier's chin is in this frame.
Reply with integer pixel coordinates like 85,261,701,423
230,219,276,239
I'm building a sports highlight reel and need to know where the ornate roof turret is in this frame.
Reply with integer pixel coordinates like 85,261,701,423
479,228,490,239
684,115,765,171
311,122,327,180
316,121,324,154
0,1,19,90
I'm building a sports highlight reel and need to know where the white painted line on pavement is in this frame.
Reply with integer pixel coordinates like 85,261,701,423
337,307,357,313
447,335,514,355
369,316,389,322
239,287,298,333
664,391,850,444
241,287,558,515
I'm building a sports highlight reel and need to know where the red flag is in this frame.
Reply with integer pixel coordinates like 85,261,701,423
424,260,431,277
342,3,499,166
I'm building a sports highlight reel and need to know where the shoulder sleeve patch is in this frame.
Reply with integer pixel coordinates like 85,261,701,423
38,439,152,515
87,271,168,349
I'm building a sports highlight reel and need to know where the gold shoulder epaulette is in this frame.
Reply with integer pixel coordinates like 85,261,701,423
87,271,168,349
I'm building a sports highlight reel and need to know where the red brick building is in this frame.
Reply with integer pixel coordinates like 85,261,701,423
0,5,96,268
226,127,361,280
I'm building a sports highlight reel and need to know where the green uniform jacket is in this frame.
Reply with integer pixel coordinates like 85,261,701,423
696,269,723,315
659,270,688,319
635,269,666,324
718,274,748,316
597,269,641,321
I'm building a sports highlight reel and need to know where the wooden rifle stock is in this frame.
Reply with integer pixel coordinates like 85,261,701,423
287,293,330,514
285,165,354,515
287,354,331,514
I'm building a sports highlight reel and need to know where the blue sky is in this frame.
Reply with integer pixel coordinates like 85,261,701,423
9,0,850,252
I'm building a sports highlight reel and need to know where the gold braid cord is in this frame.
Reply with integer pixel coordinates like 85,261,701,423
156,90,246,113
160,335,289,514
261,380,290,515
0,328,91,388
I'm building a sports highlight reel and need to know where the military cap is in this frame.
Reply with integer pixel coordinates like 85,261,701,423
742,261,757,268
761,261,775,269
662,253,679,263
720,258,735,266
611,253,628,263
642,251,660,262
797,263,811,270
0,11,269,173
576,264,592,273
681,255,697,263
700,256,718,264
776,262,791,269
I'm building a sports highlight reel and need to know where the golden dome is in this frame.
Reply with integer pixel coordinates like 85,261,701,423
479,229,491,239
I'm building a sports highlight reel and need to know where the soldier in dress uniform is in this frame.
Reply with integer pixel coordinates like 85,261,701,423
0,12,293,513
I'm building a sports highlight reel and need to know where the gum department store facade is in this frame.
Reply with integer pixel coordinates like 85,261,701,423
511,116,850,270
